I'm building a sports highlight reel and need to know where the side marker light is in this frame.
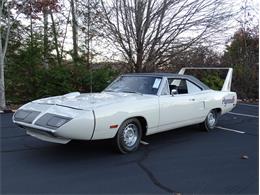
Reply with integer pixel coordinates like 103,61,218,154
110,125,118,129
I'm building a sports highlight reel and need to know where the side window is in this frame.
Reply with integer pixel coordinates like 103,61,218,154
168,78,188,94
178,79,188,94
187,81,202,94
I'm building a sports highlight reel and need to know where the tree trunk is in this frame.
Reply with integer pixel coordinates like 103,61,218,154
43,7,49,69
29,1,34,67
50,12,61,66
71,0,79,64
0,56,6,110
0,0,8,110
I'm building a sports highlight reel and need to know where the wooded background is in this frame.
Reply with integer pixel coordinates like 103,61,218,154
0,0,259,110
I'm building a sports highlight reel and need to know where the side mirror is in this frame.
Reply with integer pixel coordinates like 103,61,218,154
171,89,178,96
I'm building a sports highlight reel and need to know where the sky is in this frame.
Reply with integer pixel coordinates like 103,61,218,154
82,0,259,61
15,0,259,62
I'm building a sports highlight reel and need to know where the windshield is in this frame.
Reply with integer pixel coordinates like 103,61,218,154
104,76,162,95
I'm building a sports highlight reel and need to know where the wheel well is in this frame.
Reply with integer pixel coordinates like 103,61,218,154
213,108,222,115
135,116,147,138
115,116,148,139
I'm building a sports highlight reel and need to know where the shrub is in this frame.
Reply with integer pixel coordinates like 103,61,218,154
6,63,119,104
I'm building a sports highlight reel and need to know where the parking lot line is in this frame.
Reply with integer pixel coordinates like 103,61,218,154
140,140,149,145
227,112,258,118
216,126,245,134
238,103,259,107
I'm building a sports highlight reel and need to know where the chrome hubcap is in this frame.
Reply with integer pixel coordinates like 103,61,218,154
123,124,138,147
207,112,216,127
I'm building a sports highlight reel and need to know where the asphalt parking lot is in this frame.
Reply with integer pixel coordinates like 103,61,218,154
1,103,258,194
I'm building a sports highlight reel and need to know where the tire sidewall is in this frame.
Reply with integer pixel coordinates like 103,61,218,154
116,118,142,154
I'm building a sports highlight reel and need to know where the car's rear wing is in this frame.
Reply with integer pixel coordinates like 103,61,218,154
178,67,233,92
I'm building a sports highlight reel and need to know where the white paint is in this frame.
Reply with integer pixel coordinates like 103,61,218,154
216,126,245,134
27,130,71,144
13,73,238,143
228,112,258,118
178,67,233,92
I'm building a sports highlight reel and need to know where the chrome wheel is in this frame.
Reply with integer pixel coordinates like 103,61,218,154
203,110,219,131
116,118,142,154
123,124,138,147
207,112,216,128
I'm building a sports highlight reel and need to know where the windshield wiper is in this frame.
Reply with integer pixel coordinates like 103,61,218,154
104,89,143,95
120,90,143,95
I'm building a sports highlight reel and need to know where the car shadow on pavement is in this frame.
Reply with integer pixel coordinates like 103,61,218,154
23,124,205,161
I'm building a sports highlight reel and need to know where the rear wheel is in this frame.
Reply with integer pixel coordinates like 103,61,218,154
203,110,219,131
116,118,142,154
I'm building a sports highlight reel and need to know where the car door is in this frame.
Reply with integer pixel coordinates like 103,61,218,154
158,78,206,132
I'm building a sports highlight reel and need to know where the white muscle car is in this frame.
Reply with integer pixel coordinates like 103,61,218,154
13,67,237,153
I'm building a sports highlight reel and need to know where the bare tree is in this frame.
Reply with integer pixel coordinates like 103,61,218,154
77,0,103,67
43,6,49,68
50,11,62,66
42,0,60,68
71,0,79,64
60,5,71,60
101,0,233,72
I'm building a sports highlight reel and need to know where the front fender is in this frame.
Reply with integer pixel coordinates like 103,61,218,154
92,97,159,140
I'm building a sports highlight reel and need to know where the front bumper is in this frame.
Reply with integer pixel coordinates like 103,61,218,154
26,128,70,144
13,102,95,143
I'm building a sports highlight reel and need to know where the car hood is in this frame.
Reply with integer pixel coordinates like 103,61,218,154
33,92,149,110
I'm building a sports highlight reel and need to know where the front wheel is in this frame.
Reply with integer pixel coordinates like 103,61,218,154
202,110,219,131
116,118,142,154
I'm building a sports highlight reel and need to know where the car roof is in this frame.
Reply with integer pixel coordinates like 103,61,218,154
122,73,210,90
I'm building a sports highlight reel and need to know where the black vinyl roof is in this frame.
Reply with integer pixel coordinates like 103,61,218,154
122,73,210,90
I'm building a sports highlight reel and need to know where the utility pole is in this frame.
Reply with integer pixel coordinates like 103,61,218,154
87,0,93,93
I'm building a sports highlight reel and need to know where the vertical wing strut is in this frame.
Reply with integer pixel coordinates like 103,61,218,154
178,67,233,92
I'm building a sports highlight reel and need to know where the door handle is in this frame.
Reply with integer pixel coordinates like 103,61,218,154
189,98,195,101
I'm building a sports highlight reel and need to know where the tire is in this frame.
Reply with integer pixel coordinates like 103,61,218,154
116,118,142,154
203,110,219,131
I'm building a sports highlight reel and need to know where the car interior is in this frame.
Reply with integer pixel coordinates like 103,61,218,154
167,78,203,95
168,79,188,94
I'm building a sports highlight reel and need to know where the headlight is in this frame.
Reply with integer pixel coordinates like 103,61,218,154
47,116,70,128
14,110,40,124
35,113,72,129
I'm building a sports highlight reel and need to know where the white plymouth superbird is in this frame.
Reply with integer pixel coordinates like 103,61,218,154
13,67,237,153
